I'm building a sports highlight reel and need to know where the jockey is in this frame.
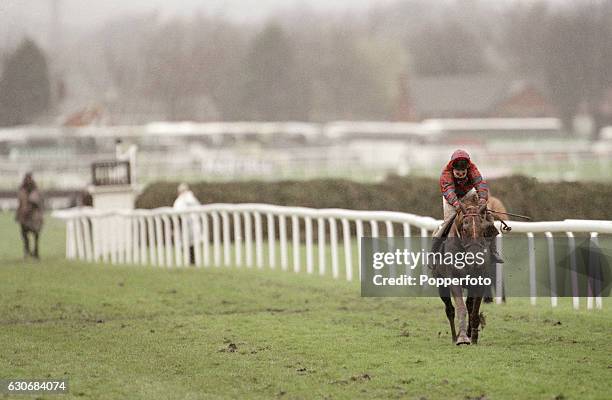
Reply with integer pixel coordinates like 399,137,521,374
434,149,504,263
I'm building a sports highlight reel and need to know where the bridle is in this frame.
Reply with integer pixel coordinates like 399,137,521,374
459,209,486,250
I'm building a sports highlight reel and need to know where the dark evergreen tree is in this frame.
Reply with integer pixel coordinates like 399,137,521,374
241,22,308,121
0,38,52,126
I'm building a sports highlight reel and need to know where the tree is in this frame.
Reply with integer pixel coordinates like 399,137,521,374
241,22,308,121
0,38,52,126
500,1,612,137
408,20,488,76
312,29,395,120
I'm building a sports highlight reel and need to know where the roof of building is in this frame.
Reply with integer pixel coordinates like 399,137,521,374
408,74,548,115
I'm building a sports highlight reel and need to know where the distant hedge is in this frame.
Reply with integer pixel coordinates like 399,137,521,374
136,175,612,222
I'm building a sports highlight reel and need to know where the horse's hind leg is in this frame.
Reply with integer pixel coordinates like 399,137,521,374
439,287,456,343
32,231,40,259
21,226,31,258
483,263,495,303
466,296,474,337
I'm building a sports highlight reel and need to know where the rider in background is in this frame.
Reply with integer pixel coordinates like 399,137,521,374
16,172,44,259
436,149,504,263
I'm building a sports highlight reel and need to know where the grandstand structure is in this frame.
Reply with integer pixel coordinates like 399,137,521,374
1,119,611,195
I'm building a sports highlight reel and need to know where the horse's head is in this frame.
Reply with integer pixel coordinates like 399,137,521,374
457,203,488,254
21,172,36,192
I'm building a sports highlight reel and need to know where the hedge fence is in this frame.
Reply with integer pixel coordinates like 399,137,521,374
136,175,612,222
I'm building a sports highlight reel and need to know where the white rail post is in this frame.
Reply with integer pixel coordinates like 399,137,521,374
92,217,101,262
74,217,85,260
244,212,253,268
124,216,132,264
162,215,173,267
154,216,164,267
342,218,352,281
279,215,288,271
116,215,126,264
385,220,394,278
420,227,428,277
566,232,579,310
254,212,264,269
221,211,231,267
495,234,504,305
81,218,93,262
131,216,139,265
545,232,558,307
589,232,602,310
317,217,326,276
200,213,210,267
211,212,221,267
232,212,243,267
110,217,118,265
100,217,109,264
402,223,412,276
305,216,314,274
527,232,536,305
147,216,157,266
329,217,339,279
356,220,364,281
370,221,379,237
172,215,182,267
118,215,127,264
267,213,276,269
66,219,75,260
118,216,128,264
139,216,148,265
292,215,300,273
192,213,202,268
181,214,191,267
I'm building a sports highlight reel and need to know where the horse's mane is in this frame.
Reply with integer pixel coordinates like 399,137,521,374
453,193,509,237
454,191,479,229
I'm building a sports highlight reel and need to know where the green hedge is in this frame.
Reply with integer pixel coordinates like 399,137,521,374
136,175,612,222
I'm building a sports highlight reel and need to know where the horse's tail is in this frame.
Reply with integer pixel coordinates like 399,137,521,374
479,312,486,329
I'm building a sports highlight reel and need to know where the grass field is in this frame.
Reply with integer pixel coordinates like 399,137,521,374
1,212,611,399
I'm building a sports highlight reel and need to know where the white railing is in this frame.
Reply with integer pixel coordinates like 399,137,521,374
52,204,610,310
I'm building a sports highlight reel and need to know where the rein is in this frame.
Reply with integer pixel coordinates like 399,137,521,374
458,210,482,241
486,209,531,220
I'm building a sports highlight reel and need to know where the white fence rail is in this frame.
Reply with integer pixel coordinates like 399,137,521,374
53,204,610,310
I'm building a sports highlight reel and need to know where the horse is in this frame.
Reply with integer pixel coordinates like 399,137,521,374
483,195,509,303
432,194,494,345
16,174,44,259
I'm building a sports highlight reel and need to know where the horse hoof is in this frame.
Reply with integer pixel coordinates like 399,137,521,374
456,335,471,345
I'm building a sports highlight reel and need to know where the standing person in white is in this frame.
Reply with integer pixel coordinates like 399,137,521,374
173,183,201,265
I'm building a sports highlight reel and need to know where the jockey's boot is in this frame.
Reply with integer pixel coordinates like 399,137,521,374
488,237,504,264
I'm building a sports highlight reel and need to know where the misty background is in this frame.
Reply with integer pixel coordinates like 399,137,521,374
2,0,611,130
1,0,612,200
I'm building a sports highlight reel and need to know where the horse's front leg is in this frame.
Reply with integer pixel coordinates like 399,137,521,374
32,231,40,259
439,287,457,343
21,226,31,258
450,285,470,345
469,293,484,344
466,296,474,337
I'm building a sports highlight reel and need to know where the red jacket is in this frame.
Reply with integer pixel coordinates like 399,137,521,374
439,149,488,207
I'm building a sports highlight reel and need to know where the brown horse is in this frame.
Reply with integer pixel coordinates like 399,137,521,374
483,195,510,303
16,173,44,259
434,194,494,345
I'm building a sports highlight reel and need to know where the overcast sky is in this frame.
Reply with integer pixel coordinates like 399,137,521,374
0,0,559,51
0,0,403,50
1,0,399,27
